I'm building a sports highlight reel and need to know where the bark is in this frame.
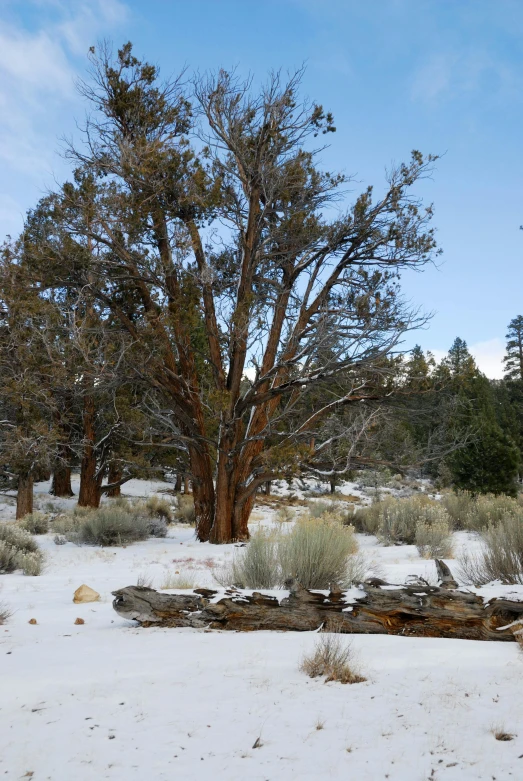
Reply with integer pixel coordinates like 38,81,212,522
264,481,272,495
330,479,336,494
112,565,523,642
106,463,122,498
183,476,190,494
174,474,182,493
50,465,73,497
16,472,34,519
78,394,102,508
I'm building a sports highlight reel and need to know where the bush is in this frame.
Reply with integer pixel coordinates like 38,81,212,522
458,513,523,585
463,494,520,532
73,507,150,546
18,512,50,535
215,516,360,589
279,517,357,589
300,632,365,684
143,496,173,522
0,524,44,575
415,518,453,558
440,490,475,529
376,495,444,546
174,495,195,524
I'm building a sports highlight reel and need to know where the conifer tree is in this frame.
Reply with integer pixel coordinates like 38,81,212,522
503,315,523,381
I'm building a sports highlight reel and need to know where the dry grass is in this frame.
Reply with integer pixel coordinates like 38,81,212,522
300,632,366,684
491,725,515,741
161,571,197,589
0,600,11,624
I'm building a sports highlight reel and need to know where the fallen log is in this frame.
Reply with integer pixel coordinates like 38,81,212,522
112,561,523,642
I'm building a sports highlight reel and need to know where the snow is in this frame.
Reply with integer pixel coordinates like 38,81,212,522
1,479,523,780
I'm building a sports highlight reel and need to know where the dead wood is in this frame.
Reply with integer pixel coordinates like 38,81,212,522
112,561,523,642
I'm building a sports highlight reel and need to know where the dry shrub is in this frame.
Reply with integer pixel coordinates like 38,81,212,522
300,632,365,684
72,507,150,546
440,490,475,529
214,528,281,588
276,506,294,523
464,494,520,532
215,517,359,589
458,513,523,585
415,517,453,558
375,495,445,546
279,516,357,588
0,524,44,575
174,495,196,524
18,512,50,535
143,496,173,522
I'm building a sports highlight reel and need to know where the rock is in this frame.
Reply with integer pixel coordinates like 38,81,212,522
28,618,37,625
54,534,67,545
73,585,100,604
74,617,85,625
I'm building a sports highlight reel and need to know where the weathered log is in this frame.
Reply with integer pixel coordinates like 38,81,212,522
112,563,523,642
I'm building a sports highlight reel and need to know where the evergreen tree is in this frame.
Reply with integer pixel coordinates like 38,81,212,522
503,315,523,380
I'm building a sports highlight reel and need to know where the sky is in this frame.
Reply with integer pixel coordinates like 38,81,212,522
0,0,521,378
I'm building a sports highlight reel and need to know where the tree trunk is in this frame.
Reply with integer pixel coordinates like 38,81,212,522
112,566,523,642
174,474,182,492
330,478,336,494
264,481,271,495
106,463,122,498
16,472,34,519
78,395,102,508
50,465,73,497
183,476,190,494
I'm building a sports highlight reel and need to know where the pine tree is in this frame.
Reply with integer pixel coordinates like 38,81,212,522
503,315,523,381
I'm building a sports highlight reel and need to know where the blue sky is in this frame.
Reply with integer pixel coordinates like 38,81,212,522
1,0,522,376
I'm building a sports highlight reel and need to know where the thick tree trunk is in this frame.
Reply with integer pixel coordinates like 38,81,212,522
106,463,122,498
16,473,34,519
330,478,336,494
112,566,523,642
264,481,271,495
51,465,73,498
78,395,102,509
174,474,182,493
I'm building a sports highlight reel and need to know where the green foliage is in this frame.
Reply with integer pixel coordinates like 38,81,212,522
503,315,523,381
0,524,44,575
447,424,519,497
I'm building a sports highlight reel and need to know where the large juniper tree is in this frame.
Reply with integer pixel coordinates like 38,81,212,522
45,43,440,542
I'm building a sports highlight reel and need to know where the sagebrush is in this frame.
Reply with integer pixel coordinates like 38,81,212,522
0,524,44,575
458,513,523,585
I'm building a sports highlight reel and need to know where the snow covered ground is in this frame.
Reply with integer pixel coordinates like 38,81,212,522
1,479,523,780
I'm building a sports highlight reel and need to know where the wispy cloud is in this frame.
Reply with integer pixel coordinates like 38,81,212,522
0,0,129,237
412,48,518,105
